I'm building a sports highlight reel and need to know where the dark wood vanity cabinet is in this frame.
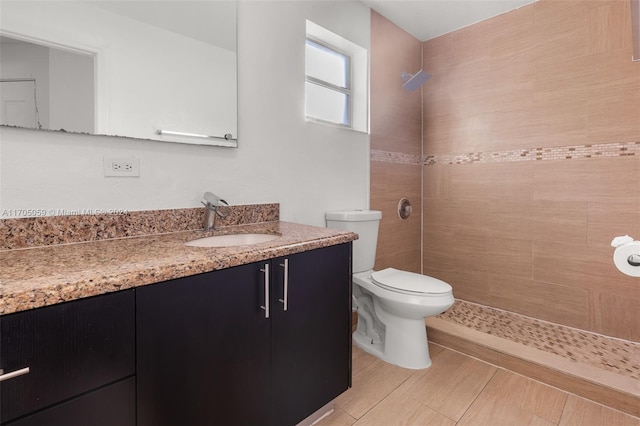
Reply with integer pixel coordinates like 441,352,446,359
137,242,352,426
0,290,135,426
269,243,352,425
0,241,351,426
136,261,272,426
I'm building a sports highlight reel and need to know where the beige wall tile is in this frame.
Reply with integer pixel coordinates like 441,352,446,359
370,10,422,156
424,228,533,280
533,157,640,203
423,113,455,155
532,240,596,288
534,241,640,301
588,290,640,341
490,277,590,330
587,201,640,248
423,164,450,199
587,1,633,56
396,0,640,343
446,161,534,200
423,198,534,240
531,0,589,62
370,12,422,274
529,200,588,244
371,161,421,272
587,78,640,144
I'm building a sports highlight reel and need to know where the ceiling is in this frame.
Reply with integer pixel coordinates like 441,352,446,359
58,1,536,51
361,0,537,41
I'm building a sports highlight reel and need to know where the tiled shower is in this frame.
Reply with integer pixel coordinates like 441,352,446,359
369,0,639,415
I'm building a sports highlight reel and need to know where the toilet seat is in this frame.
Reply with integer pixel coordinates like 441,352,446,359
371,268,452,296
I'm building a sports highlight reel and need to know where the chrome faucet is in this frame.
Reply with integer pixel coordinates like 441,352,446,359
201,192,229,231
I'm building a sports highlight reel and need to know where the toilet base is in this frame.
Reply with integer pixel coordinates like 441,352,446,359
352,316,432,370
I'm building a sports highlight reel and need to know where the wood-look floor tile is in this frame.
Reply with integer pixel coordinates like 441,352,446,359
457,393,555,426
314,407,357,426
334,350,414,419
558,395,640,426
473,369,568,423
396,348,498,421
353,387,455,426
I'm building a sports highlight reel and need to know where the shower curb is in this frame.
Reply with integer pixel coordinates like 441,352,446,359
426,317,640,418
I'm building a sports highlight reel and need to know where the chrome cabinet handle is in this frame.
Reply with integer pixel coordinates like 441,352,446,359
260,263,270,318
278,259,289,311
0,367,30,382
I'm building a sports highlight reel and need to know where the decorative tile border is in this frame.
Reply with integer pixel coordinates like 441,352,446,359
372,141,640,166
437,300,640,380
0,203,279,251
370,149,422,165
424,140,640,166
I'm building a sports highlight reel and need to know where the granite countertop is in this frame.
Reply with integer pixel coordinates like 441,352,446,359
0,221,357,316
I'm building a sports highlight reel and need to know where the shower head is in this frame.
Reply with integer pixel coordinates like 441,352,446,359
401,70,431,91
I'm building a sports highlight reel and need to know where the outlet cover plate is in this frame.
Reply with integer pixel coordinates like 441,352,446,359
104,156,140,177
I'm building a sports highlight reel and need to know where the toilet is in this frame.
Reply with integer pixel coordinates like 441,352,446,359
326,210,454,369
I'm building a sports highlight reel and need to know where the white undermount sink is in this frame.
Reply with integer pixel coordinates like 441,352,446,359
184,233,281,248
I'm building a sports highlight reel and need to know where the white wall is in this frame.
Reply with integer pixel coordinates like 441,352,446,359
0,1,371,226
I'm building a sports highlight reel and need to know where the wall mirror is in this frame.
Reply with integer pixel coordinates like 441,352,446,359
0,0,238,148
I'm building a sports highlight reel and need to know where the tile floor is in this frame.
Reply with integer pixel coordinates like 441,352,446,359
316,343,640,426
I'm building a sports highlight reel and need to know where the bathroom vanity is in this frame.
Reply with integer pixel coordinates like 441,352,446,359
0,219,355,426
137,243,351,426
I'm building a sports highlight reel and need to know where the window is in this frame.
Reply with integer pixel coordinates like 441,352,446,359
305,39,351,126
305,20,368,133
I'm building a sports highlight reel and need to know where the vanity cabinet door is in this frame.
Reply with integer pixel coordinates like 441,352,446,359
0,290,135,425
270,243,352,425
136,262,271,426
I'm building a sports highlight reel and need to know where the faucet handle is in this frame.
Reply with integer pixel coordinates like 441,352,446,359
203,192,228,206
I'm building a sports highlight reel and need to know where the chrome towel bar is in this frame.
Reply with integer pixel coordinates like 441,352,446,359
156,129,236,141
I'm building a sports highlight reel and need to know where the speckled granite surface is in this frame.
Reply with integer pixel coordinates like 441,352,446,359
0,204,353,315
0,221,357,316
0,204,279,250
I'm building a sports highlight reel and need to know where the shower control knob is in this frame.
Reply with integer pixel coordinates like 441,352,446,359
398,198,412,220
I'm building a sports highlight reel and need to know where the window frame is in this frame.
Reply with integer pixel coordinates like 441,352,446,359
305,19,368,134
305,37,353,128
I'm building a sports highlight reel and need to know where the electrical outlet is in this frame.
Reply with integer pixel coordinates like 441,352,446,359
104,156,140,177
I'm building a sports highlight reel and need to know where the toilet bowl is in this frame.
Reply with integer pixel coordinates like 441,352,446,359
326,210,454,369
352,268,453,369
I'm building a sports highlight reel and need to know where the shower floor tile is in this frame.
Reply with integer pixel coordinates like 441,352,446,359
435,300,640,381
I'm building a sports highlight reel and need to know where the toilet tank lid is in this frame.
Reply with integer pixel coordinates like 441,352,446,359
326,210,382,221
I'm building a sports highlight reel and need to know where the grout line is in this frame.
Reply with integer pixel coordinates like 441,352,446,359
455,366,499,425
557,389,570,425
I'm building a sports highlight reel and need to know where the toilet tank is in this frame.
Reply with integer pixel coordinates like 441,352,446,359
326,210,382,273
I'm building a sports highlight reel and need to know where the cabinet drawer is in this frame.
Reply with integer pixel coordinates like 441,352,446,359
4,377,135,426
1,290,135,423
